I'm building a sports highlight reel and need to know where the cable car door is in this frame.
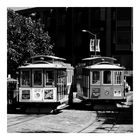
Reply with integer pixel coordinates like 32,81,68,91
57,69,67,100
44,70,57,101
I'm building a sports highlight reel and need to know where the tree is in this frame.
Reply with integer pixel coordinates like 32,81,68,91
7,9,54,78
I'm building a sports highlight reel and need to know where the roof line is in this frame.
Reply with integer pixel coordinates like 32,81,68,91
31,55,66,61
82,56,117,61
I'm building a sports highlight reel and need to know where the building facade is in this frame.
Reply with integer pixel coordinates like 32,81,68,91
15,7,133,89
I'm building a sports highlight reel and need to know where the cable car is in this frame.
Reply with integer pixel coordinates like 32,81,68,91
18,55,74,112
76,56,126,104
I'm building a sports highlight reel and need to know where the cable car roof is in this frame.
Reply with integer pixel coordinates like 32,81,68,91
19,63,67,69
85,63,125,70
82,56,117,61
31,55,66,61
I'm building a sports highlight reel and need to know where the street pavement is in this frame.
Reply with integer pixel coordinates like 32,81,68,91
7,91,133,133
7,109,96,133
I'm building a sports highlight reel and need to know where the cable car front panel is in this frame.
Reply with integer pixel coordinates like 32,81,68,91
89,70,125,101
19,67,67,104
76,61,126,103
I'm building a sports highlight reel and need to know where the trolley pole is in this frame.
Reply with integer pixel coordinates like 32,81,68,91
82,30,97,57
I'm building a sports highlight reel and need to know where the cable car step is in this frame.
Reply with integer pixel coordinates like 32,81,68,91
57,103,69,110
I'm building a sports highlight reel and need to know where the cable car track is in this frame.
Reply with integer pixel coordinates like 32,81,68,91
76,110,121,133
7,103,132,133
7,114,45,127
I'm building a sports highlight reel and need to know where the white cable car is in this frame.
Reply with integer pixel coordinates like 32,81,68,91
18,55,74,112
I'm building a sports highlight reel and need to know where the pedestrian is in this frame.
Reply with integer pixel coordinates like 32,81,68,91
124,79,131,92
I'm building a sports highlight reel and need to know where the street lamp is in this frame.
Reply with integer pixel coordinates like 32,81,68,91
82,29,97,56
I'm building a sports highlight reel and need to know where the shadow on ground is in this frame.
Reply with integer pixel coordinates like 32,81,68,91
96,108,133,125
68,101,133,125
67,101,133,111
7,104,62,115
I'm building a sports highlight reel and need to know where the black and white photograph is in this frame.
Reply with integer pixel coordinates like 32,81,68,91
6,6,133,133
1,0,139,138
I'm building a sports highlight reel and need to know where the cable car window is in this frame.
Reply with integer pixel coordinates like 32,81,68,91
21,70,30,86
103,70,111,84
45,70,54,86
58,70,66,84
114,71,122,85
92,71,100,84
57,70,67,99
33,70,43,86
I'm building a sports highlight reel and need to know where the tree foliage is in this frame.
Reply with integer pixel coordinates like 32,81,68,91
7,9,54,77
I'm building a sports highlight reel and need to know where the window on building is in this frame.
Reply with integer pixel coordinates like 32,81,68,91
92,71,100,84
33,70,43,86
21,70,30,86
116,8,131,21
103,70,111,84
117,31,131,45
